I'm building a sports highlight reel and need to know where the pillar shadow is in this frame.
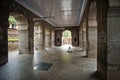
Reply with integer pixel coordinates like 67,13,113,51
91,71,99,80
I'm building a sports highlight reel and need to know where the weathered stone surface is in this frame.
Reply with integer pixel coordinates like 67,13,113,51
34,22,41,50
72,29,79,46
51,30,55,46
88,27,97,58
107,7,120,80
45,28,52,47
28,19,34,54
55,30,62,46
79,26,84,50
109,0,120,7
19,30,28,54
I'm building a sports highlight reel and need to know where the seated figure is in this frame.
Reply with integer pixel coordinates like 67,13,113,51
67,46,72,52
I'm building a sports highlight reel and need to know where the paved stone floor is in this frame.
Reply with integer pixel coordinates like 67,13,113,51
0,45,98,80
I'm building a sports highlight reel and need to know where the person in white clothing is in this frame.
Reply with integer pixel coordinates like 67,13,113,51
67,46,72,52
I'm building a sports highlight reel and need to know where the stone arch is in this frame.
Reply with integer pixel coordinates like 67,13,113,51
10,13,28,29
80,0,107,79
62,30,72,45
9,13,29,54
87,1,97,58
9,1,36,54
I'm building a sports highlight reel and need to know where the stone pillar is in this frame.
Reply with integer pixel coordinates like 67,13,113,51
50,29,52,47
15,14,29,54
97,0,107,80
82,19,88,57
28,19,34,54
107,7,120,80
87,1,97,58
79,26,84,50
45,28,52,47
18,24,28,54
88,27,97,58
0,0,10,65
88,19,97,58
34,22,41,50
51,29,55,46
40,21,45,49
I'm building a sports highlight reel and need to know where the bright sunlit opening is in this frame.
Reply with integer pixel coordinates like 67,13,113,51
62,30,72,46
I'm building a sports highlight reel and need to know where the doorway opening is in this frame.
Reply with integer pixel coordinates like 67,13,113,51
62,30,72,46
8,13,28,54
8,15,19,52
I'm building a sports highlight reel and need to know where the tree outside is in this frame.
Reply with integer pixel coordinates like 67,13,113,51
62,30,72,45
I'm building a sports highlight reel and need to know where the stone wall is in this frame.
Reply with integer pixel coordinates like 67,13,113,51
8,28,18,38
55,30,62,46
55,27,79,46
107,7,120,80
72,29,79,46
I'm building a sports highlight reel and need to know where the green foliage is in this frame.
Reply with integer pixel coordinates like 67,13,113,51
9,16,17,25
63,30,71,37
8,37,19,42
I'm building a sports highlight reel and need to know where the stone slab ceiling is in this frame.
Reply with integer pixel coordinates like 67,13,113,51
15,0,85,27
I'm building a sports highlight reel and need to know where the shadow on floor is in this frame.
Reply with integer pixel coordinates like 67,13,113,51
91,71,99,80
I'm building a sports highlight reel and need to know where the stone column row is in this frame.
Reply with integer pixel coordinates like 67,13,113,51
19,18,54,53
34,21,54,50
16,14,34,54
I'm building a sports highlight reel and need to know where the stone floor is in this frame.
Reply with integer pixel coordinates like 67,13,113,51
0,45,98,80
